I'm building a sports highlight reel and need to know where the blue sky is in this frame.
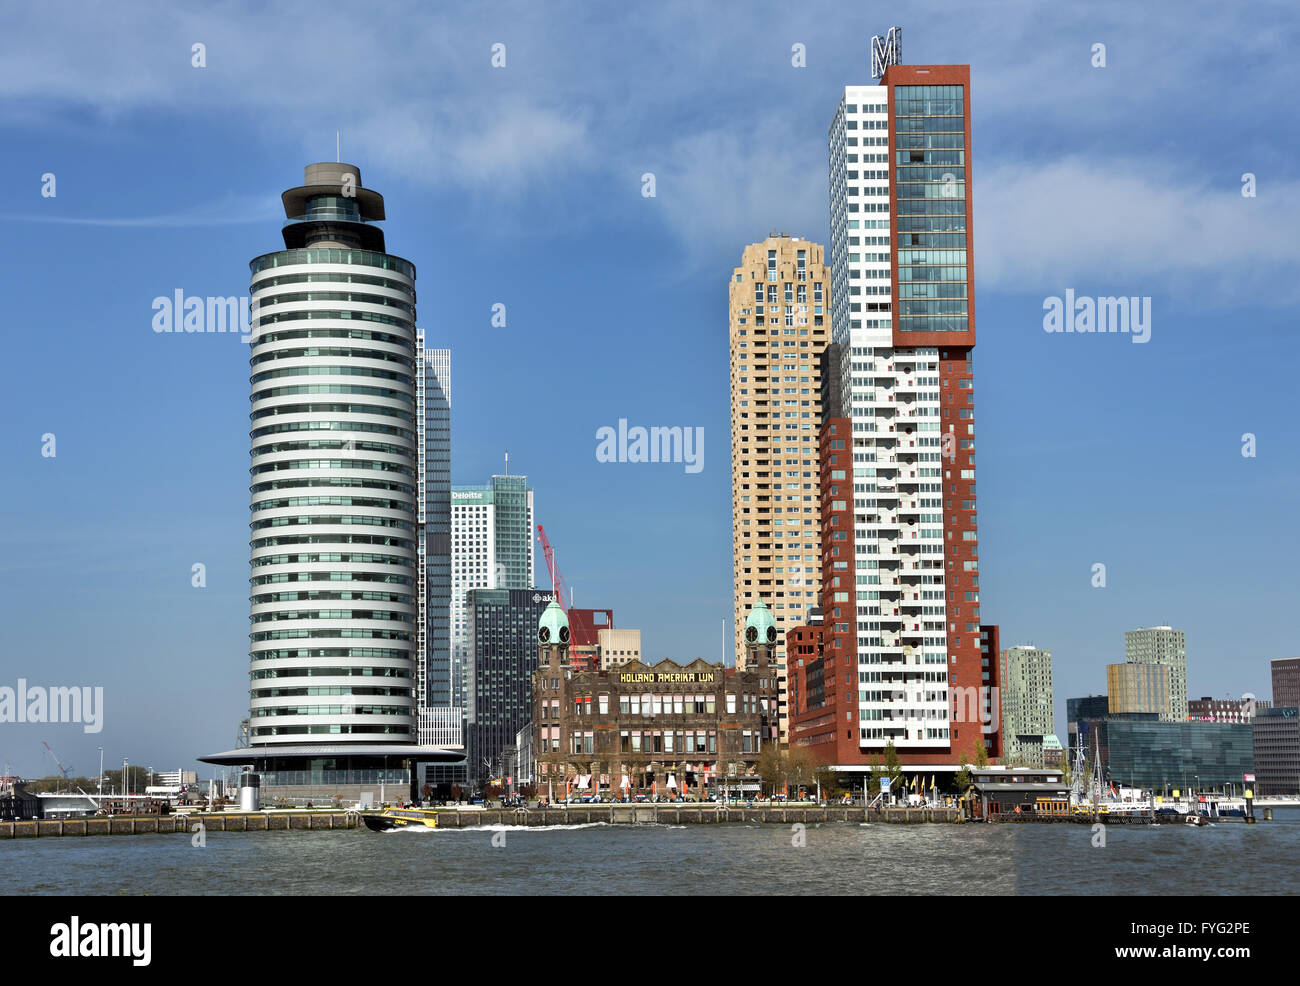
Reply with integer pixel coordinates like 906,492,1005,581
1,0,1297,779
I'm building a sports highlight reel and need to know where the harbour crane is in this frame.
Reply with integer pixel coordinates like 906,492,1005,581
42,741,73,780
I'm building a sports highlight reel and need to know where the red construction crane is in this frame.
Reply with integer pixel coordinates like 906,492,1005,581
536,524,600,669
536,524,569,608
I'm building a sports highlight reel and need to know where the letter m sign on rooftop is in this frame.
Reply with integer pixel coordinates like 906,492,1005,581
871,27,901,80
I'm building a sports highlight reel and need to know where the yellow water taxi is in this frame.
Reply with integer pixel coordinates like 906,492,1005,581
361,807,440,831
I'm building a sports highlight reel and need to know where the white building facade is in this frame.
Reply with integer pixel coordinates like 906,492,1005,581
822,66,982,760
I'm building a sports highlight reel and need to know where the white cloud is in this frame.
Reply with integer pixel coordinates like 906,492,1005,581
3,0,1296,299
975,159,1300,303
649,126,828,262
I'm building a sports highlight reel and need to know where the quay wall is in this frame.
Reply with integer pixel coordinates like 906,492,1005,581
0,811,359,839
0,805,959,838
3,805,1261,839
434,805,960,826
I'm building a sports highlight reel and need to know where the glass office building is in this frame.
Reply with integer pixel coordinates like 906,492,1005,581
465,588,555,785
1091,720,1253,793
415,341,453,732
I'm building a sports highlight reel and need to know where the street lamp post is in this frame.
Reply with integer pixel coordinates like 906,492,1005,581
123,758,129,799
97,747,104,802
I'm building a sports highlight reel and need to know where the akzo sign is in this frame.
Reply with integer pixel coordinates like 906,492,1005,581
871,26,901,79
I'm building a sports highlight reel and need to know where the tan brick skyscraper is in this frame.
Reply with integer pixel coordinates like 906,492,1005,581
729,235,830,742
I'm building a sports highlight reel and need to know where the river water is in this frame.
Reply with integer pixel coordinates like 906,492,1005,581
4,808,1298,895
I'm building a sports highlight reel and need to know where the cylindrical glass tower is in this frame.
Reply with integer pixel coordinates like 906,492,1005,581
246,163,418,750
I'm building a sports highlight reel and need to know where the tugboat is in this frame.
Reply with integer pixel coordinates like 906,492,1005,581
361,807,440,832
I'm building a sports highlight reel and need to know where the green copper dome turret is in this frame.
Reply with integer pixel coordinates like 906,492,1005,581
744,599,778,645
538,600,570,645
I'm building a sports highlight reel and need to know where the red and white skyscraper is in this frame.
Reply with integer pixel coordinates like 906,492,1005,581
788,46,1000,775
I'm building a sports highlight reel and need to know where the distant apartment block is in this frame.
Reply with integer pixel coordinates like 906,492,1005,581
1000,646,1054,766
1272,657,1300,711
1124,626,1188,720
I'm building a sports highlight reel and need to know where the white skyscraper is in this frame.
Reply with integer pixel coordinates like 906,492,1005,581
201,165,490,794
245,163,419,751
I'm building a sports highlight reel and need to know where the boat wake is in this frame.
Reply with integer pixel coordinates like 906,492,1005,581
385,821,615,834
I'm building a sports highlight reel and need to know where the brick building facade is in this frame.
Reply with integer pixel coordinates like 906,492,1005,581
530,601,780,800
